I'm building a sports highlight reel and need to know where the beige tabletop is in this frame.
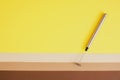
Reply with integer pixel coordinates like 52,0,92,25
0,62,120,71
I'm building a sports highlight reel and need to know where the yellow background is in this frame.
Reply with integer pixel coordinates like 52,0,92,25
0,0,120,53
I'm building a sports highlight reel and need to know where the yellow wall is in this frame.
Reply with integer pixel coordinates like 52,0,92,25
0,0,120,53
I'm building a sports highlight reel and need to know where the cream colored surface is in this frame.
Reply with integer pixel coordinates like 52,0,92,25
0,62,120,71
0,0,120,53
0,54,120,62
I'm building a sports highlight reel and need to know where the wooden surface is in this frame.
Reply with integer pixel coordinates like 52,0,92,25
0,62,120,71
0,71,120,80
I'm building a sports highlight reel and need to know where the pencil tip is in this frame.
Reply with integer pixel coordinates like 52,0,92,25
85,47,88,51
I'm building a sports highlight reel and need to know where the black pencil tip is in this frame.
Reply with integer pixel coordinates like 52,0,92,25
85,47,88,51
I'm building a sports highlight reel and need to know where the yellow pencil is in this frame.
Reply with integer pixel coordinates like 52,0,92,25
85,13,107,51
